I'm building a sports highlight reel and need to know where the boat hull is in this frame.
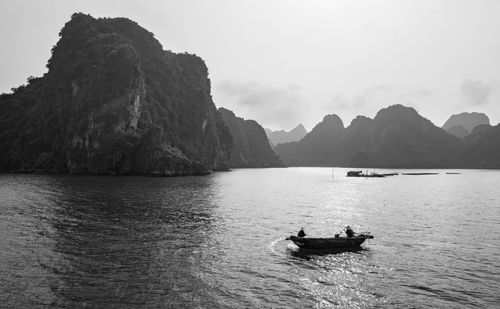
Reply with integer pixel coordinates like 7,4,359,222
288,235,372,250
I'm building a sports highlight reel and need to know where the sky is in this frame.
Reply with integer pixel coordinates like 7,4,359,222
1,0,499,131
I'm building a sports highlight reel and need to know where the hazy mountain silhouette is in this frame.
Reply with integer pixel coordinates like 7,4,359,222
275,105,465,168
274,114,344,166
333,115,376,166
463,124,500,168
444,125,469,139
265,124,307,146
0,13,234,175
442,112,490,138
218,108,283,168
367,105,464,167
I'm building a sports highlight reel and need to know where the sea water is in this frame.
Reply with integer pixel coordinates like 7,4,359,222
0,168,499,308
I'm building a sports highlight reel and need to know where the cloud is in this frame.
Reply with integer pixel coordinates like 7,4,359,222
460,80,490,106
326,85,432,111
322,85,434,123
215,81,436,130
215,80,309,130
411,89,432,97
329,93,367,111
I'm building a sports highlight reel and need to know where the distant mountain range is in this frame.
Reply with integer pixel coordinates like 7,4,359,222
275,105,500,168
265,124,307,147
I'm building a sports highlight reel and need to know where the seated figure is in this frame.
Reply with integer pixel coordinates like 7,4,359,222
345,226,355,237
297,227,306,237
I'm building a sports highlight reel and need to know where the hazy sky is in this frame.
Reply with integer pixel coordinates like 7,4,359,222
1,0,499,130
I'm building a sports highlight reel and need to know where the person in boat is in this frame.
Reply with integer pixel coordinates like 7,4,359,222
297,227,306,237
345,226,355,238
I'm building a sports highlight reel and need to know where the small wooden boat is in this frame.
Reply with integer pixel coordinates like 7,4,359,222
287,233,374,250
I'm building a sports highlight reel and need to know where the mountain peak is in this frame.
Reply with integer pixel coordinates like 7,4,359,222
442,112,490,135
375,104,418,118
293,123,306,131
304,114,344,138
373,104,428,128
322,114,344,125
218,107,236,118
349,115,372,127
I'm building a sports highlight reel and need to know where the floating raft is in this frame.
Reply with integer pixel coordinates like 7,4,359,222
346,171,398,178
402,172,439,175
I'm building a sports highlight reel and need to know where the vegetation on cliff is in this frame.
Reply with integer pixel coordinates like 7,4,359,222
0,13,233,175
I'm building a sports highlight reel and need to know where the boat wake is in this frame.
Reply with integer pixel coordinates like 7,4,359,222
269,237,289,256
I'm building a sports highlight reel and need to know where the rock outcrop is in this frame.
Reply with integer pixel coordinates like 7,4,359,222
0,13,232,175
218,108,283,168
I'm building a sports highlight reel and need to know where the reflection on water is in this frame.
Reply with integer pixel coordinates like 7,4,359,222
1,168,499,308
287,246,368,260
1,175,222,307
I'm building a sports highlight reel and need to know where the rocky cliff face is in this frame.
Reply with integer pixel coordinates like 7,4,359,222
218,108,283,168
275,105,465,168
0,13,231,175
442,112,490,138
265,124,307,146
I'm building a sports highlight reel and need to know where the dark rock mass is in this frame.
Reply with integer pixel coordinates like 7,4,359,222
463,124,500,168
274,114,344,166
275,105,465,168
442,112,490,138
0,13,232,175
218,108,283,168
365,105,464,168
265,124,307,146
333,115,376,166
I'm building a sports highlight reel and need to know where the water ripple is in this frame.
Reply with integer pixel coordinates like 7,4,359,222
1,169,499,308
